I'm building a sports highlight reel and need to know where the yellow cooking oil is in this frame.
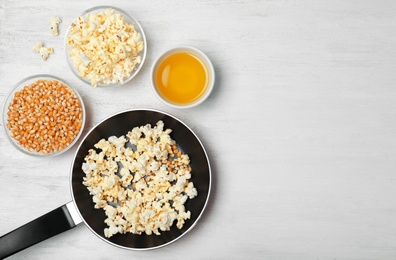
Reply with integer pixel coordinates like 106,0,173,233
155,52,208,104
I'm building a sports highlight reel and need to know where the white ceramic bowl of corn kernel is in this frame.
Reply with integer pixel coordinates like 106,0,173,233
2,74,86,157
65,6,147,87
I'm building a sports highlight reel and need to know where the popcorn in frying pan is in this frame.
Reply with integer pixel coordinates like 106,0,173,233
82,121,198,238
185,182,198,199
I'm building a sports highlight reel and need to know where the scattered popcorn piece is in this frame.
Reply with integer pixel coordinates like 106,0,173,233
33,42,43,52
49,17,62,36
66,8,144,87
33,42,53,61
82,121,197,238
39,47,53,61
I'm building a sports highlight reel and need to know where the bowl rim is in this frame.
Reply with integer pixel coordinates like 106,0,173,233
150,45,215,109
2,74,86,157
64,5,147,87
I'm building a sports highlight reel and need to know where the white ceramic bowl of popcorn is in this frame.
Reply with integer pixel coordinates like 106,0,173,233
65,6,147,87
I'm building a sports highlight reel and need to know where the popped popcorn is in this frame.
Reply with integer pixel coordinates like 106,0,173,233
66,8,144,87
33,42,43,53
39,47,53,61
82,121,197,238
49,17,62,36
33,42,53,61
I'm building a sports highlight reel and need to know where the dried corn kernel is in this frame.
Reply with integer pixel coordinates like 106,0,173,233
6,80,83,154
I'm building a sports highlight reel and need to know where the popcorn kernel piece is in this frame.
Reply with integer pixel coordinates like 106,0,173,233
33,42,43,53
82,121,197,238
66,8,144,87
49,17,62,36
33,42,53,61
39,47,53,61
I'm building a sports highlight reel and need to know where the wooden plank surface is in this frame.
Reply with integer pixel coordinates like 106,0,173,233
1,0,396,259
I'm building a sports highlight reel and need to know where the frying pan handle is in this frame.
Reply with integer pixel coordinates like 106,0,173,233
0,201,82,259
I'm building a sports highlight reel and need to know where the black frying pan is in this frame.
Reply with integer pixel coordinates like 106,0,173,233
0,109,211,258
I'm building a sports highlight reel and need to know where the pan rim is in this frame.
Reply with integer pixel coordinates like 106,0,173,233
69,108,211,250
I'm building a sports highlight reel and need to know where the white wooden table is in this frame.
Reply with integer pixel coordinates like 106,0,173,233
1,0,396,259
